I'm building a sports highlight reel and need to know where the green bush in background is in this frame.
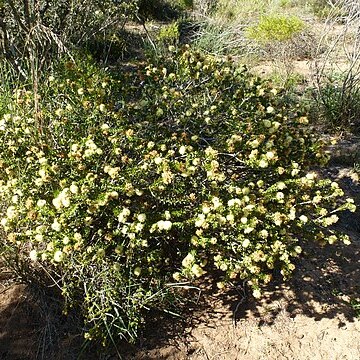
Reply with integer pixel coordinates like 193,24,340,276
246,14,305,43
0,47,355,345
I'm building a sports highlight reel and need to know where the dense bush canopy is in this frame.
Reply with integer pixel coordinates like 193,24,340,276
0,47,355,342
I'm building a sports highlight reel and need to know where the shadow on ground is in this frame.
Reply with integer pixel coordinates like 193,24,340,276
122,165,360,359
0,276,88,360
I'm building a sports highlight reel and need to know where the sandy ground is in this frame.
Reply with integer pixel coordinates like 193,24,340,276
128,224,360,360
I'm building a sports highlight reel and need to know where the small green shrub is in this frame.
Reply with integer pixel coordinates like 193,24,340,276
144,22,181,61
157,23,180,47
246,14,305,43
0,47,355,346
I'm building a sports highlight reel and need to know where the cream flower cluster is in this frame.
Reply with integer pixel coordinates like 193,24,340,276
53,188,71,210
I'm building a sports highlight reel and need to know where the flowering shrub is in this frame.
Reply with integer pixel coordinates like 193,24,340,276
0,47,355,343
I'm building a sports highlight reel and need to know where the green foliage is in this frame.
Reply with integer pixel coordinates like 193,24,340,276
144,22,182,62
137,0,187,21
181,0,194,8
0,47,355,345
316,72,360,133
157,22,180,47
212,0,267,19
0,61,17,113
279,0,292,7
354,162,360,176
310,0,335,18
246,14,305,43
351,298,360,318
